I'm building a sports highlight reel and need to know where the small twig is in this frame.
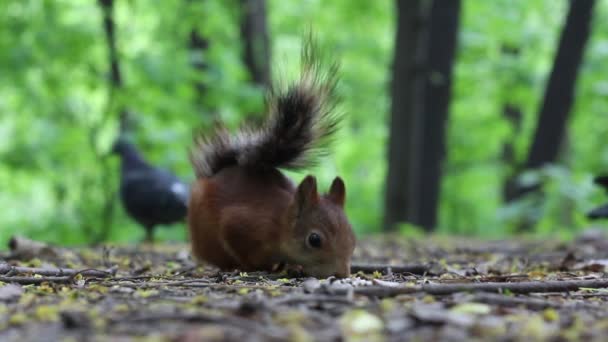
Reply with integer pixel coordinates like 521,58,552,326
479,274,531,282
467,293,561,310
89,278,291,293
90,279,210,289
0,276,73,285
271,294,353,307
110,275,172,281
326,278,608,297
467,293,605,311
74,267,118,277
566,292,608,298
111,313,288,339
0,263,116,278
225,273,289,281
172,265,198,276
351,263,429,275
8,236,60,259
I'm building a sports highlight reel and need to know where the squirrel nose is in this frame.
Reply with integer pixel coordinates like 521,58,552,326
334,261,351,278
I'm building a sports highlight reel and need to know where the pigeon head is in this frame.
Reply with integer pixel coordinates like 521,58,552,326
111,137,149,169
111,138,130,155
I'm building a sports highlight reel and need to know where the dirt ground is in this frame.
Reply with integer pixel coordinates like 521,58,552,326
1,229,608,341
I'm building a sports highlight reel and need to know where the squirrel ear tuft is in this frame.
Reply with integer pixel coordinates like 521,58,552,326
295,175,319,212
328,177,346,207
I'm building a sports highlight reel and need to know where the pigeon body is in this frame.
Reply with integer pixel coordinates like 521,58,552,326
588,176,608,220
113,139,189,242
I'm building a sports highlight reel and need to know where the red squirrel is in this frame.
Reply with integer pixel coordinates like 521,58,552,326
187,39,356,278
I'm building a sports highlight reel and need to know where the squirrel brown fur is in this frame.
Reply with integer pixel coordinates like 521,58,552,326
187,38,356,278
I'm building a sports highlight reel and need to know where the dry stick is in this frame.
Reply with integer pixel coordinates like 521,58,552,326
468,293,603,311
271,294,354,307
334,279,608,297
86,279,204,289
566,293,608,298
0,276,73,285
350,263,429,275
89,279,289,292
0,263,115,278
124,279,212,288
7,235,61,260
112,313,288,339
468,293,560,310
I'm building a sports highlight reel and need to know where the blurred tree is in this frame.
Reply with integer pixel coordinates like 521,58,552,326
385,0,461,231
188,14,210,111
416,0,461,230
502,103,524,201
525,0,595,172
497,37,525,204
240,0,270,89
98,0,128,133
506,0,595,219
94,0,127,243
384,0,430,231
2,0,607,245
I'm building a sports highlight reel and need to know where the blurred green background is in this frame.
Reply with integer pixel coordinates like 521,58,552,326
1,0,607,247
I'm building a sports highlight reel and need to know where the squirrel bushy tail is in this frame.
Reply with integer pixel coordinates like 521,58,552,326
190,38,341,178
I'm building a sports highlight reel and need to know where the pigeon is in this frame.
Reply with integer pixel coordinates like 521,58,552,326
112,138,189,242
587,176,608,219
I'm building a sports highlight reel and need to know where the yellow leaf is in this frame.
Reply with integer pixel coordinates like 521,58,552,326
340,309,384,335
113,304,130,313
9,313,27,325
191,295,208,304
543,308,559,322
450,302,491,315
422,295,435,303
134,289,159,298
35,305,59,322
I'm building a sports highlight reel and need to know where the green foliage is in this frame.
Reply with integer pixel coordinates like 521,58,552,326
440,0,608,237
1,0,608,247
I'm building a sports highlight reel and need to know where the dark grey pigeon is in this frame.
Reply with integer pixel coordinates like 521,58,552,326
588,176,608,220
112,138,189,242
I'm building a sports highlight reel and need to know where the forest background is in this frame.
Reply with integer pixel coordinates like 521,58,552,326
1,0,607,246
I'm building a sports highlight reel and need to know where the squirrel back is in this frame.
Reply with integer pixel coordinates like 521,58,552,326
188,37,356,278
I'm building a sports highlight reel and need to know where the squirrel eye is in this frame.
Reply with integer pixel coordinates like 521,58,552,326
307,232,322,249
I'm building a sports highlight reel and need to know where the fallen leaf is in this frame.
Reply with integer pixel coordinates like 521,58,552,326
341,309,384,335
542,308,559,322
450,302,491,315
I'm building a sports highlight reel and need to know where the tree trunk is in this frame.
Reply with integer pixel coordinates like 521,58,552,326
189,28,209,106
96,0,125,243
239,0,270,88
415,0,461,230
512,0,595,199
501,103,524,202
98,0,128,133
384,0,430,231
